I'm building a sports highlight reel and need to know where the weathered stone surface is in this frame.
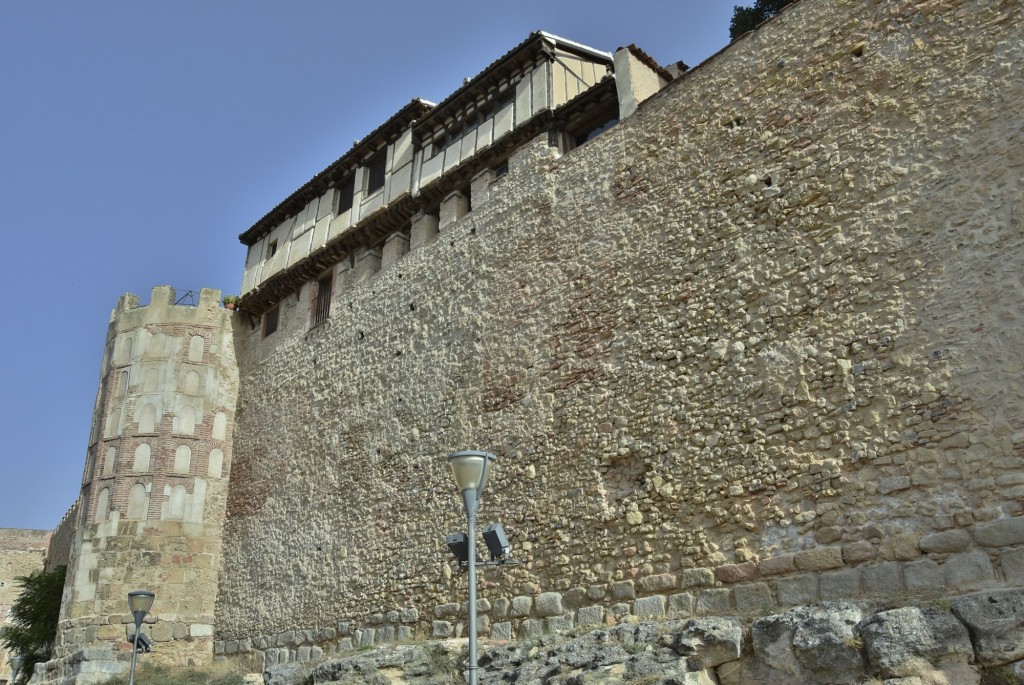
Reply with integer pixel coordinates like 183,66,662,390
795,547,844,572
668,617,742,669
535,592,564,618
918,530,971,554
734,582,774,614
819,568,861,600
858,606,973,678
951,588,1024,666
752,602,865,684
632,595,666,619
973,517,1024,548
577,605,605,626
612,580,637,600
694,589,731,615
510,596,532,618
776,575,817,607
904,559,944,593
716,562,757,584
637,573,677,593
943,551,995,590
679,568,716,589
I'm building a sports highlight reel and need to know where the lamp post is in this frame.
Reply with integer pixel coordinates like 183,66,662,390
9,655,25,684
127,590,155,685
447,450,496,685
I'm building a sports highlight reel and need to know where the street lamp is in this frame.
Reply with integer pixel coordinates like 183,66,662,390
9,655,25,684
127,590,155,685
447,450,495,685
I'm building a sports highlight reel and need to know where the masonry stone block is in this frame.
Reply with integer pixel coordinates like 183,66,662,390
863,562,905,596
519,618,544,639
695,589,732,615
943,551,995,590
546,614,574,632
795,546,844,572
758,555,796,576
510,596,532,618
919,529,971,554
678,568,715,589
974,516,1024,547
563,586,588,609
633,595,667,619
612,580,637,600
490,621,512,641
904,558,944,593
535,592,563,617
430,618,450,638
491,597,510,619
734,582,774,613
716,562,757,584
776,575,818,607
577,605,605,626
668,592,696,617
1002,547,1024,585
818,568,862,600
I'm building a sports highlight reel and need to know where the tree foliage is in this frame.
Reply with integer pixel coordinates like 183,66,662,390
0,565,66,683
730,0,797,40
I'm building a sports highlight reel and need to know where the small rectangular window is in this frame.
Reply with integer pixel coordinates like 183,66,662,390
337,176,354,214
366,154,386,194
311,274,332,327
267,240,278,258
263,306,279,337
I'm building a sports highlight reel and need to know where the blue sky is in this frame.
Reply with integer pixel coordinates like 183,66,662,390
0,1,736,530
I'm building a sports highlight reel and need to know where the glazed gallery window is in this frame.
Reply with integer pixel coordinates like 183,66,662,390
365,153,386,194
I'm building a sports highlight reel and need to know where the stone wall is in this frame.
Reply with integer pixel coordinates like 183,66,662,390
216,0,1024,661
0,528,50,683
45,502,80,573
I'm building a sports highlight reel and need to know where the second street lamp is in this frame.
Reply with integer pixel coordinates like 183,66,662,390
9,655,25,684
447,450,496,685
127,590,155,685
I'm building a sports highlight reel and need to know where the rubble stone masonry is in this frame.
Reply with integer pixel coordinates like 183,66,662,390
214,0,1024,662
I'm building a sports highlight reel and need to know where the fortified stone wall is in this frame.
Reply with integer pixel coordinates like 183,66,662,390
215,0,1024,664
37,287,239,684
45,502,80,573
0,528,50,683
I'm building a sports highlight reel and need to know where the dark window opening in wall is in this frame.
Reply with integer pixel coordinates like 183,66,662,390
267,240,278,258
366,153,386,194
429,134,445,158
263,305,280,337
312,274,332,327
494,161,509,178
337,176,355,213
573,115,619,148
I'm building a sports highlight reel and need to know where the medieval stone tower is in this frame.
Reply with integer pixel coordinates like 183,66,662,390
47,287,237,682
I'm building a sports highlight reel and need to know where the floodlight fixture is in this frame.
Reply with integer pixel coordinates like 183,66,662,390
446,532,469,563
128,632,153,653
482,522,510,560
